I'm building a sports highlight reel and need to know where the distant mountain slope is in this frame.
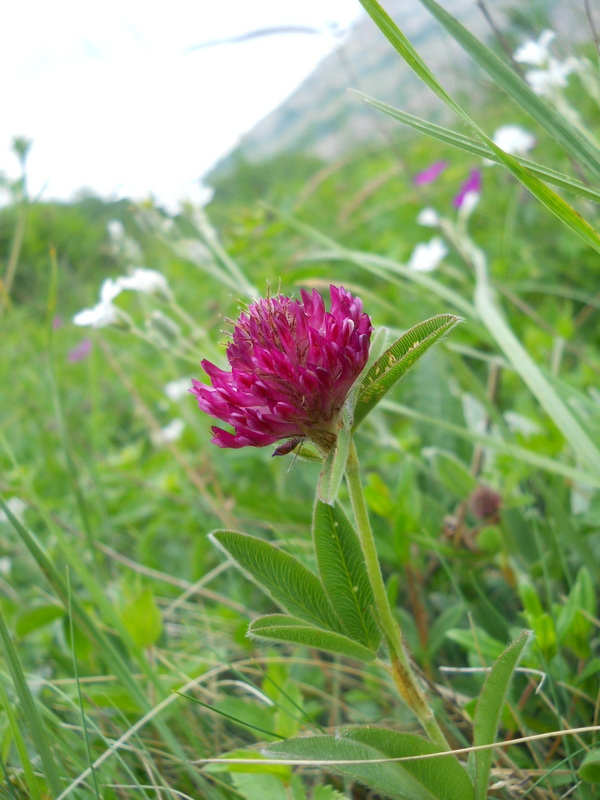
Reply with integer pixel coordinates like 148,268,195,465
207,0,542,179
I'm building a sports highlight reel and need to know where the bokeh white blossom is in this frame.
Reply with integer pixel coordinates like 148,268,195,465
408,237,448,272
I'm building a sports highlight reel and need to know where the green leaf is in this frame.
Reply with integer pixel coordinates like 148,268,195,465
312,500,380,650
353,315,462,428
317,422,351,505
556,567,595,657
314,787,349,800
470,630,532,800
249,615,377,662
267,727,474,800
210,530,339,630
121,588,163,648
445,627,507,663
426,448,477,498
579,749,600,784
351,93,600,205
15,604,64,638
232,772,290,800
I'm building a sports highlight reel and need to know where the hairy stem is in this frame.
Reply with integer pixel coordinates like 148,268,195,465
345,439,450,749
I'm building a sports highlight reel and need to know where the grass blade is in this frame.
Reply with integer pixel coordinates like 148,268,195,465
471,257,600,475
381,399,600,489
352,92,600,205
357,0,600,255
415,0,600,179
0,611,63,797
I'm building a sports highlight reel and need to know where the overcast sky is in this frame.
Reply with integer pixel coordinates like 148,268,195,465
2,0,362,210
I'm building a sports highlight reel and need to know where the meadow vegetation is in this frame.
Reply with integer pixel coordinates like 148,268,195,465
1,2,599,798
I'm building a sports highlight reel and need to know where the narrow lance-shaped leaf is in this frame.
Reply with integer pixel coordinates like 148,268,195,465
470,630,532,800
313,500,380,650
249,615,377,662
353,315,462,428
210,530,339,631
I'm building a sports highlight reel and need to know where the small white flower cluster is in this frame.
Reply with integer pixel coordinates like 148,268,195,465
163,378,191,402
514,30,581,97
408,237,448,273
491,125,536,157
73,268,171,328
151,418,185,446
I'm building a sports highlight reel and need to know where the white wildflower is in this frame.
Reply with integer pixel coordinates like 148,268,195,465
408,237,448,272
164,378,191,402
151,418,185,446
504,412,541,437
416,208,440,227
514,30,556,67
492,125,536,156
73,278,123,328
458,191,480,220
525,57,580,96
117,268,171,297
107,220,125,241
0,556,11,575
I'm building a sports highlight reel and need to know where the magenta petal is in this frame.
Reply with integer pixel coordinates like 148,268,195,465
67,338,92,362
413,160,448,186
453,169,482,208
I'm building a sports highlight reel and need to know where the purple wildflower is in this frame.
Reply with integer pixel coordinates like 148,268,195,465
191,285,373,451
453,169,482,208
67,338,92,363
413,160,448,186
52,315,63,330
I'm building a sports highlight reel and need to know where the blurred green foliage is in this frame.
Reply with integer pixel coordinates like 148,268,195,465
1,18,599,799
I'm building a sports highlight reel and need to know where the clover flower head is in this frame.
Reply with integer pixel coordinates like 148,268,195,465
469,485,502,521
191,285,373,450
